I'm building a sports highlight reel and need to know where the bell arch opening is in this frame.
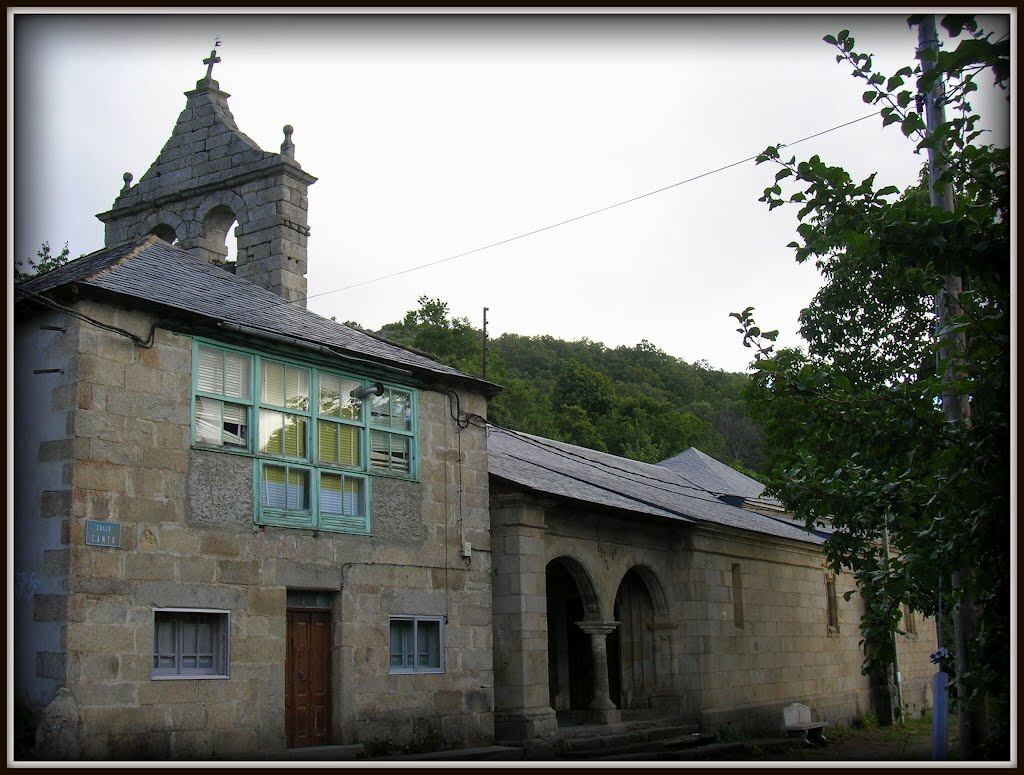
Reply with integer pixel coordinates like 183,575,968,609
148,223,178,244
545,556,601,717
198,204,240,266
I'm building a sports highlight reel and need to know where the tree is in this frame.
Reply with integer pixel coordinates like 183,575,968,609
379,296,479,370
15,241,72,282
373,298,766,474
733,16,1008,755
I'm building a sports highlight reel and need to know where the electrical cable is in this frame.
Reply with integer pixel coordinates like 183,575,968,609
442,396,731,503
15,285,162,348
488,420,729,498
258,110,882,310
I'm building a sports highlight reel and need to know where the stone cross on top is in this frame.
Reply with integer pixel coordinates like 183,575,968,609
202,39,222,81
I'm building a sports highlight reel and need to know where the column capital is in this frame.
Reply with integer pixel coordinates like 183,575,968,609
575,621,619,637
491,491,556,530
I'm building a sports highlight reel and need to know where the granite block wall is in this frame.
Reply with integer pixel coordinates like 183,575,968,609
22,299,493,758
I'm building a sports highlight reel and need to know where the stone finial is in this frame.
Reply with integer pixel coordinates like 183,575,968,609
281,124,295,159
121,172,133,194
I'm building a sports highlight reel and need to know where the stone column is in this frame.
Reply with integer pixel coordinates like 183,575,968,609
490,493,558,741
576,621,622,724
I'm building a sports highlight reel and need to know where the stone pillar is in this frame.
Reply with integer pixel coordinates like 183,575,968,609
490,493,558,741
576,621,622,724
234,169,313,305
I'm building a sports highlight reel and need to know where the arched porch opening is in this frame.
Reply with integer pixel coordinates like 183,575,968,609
609,565,669,711
545,556,600,718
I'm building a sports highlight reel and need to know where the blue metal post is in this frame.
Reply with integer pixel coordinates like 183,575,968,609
932,670,949,760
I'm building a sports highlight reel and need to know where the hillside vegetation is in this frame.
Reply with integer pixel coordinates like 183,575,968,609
361,297,764,476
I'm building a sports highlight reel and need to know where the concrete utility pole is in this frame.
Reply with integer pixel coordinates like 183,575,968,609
482,307,490,380
915,14,988,758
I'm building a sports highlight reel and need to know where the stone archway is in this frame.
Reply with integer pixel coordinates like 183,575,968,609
544,556,621,723
609,566,669,711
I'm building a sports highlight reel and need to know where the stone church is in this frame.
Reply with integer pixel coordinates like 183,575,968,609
14,54,936,760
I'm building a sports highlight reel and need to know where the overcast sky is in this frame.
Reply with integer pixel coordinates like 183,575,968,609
12,11,1010,373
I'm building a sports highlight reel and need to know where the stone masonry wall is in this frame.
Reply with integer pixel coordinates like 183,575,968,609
507,502,937,736
14,309,82,711
689,529,870,730
689,528,936,731
56,299,492,758
895,618,938,719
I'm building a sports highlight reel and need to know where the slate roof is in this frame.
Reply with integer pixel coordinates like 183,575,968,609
16,236,497,393
488,426,824,545
657,447,768,499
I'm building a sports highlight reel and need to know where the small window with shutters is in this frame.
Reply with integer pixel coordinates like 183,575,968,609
388,615,444,674
151,609,230,679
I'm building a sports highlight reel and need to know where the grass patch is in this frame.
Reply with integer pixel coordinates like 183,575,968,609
851,712,878,730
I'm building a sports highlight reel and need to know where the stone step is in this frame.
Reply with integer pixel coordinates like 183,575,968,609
372,745,524,761
265,743,365,760
559,724,701,753
558,731,713,759
593,736,805,761
556,717,695,740
668,737,806,760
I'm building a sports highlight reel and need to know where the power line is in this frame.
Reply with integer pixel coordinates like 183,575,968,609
436,390,737,502
488,423,734,506
268,110,881,310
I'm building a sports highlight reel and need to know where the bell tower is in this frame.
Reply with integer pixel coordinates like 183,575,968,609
96,47,317,305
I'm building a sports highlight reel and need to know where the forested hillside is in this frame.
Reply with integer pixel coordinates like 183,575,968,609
358,297,764,476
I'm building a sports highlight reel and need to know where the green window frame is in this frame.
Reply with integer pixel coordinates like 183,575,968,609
192,342,254,450
369,386,417,475
190,338,418,536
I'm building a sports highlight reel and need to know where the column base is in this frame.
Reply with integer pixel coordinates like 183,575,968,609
495,707,558,742
587,708,622,724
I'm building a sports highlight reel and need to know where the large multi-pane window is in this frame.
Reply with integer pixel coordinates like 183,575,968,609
190,340,417,535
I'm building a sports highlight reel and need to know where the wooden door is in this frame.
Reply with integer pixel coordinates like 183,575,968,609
286,609,331,748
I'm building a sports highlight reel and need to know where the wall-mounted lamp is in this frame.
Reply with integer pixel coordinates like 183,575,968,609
349,381,385,400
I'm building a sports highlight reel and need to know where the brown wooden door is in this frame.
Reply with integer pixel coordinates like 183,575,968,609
286,610,331,748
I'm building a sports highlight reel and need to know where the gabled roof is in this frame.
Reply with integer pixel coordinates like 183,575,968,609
657,447,768,499
487,426,824,545
16,236,497,393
